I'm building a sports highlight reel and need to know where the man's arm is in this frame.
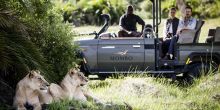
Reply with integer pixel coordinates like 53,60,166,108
119,15,130,33
177,20,184,34
119,26,130,33
136,16,145,33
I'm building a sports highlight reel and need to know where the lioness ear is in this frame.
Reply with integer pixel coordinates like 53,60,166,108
70,68,77,75
29,72,34,79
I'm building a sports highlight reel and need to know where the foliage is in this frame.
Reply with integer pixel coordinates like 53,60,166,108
0,0,80,108
58,0,127,25
126,0,144,11
0,0,79,89
161,0,176,18
139,0,153,19
48,98,127,110
28,16,80,82
48,70,220,110
0,9,48,87
160,0,220,18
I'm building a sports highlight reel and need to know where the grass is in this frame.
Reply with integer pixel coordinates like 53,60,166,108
48,71,220,110
46,18,220,110
72,17,220,43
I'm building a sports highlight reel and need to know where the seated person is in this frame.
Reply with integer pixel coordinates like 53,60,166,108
167,6,197,59
161,7,179,58
118,5,145,37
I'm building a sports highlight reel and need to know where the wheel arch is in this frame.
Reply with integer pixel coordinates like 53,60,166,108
182,52,220,73
76,49,91,76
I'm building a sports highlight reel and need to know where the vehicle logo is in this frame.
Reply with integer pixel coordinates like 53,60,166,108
114,50,128,56
110,56,133,61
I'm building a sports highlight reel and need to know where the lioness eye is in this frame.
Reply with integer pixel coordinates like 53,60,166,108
38,77,41,80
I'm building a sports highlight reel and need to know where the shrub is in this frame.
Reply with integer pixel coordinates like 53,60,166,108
58,0,127,25
28,15,80,82
0,0,80,107
161,0,220,19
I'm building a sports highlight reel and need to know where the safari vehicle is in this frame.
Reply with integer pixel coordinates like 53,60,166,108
76,0,220,81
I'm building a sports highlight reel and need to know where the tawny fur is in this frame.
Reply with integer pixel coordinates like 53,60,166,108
45,68,103,104
13,70,49,110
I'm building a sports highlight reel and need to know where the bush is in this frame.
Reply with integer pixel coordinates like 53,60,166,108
59,0,127,25
28,15,80,82
161,0,220,19
0,0,80,107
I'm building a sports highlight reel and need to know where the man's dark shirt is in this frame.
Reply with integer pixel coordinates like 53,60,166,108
119,14,145,31
166,17,179,36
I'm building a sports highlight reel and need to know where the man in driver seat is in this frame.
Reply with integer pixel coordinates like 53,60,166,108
118,5,145,37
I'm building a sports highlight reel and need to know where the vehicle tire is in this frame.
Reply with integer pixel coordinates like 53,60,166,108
183,63,210,83
98,74,108,80
80,62,90,77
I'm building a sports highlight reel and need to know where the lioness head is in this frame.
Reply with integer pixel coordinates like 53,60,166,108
68,68,88,86
27,70,50,90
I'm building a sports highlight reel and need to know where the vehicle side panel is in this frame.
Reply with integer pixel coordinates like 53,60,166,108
97,38,145,72
178,43,220,64
78,40,99,71
144,38,155,70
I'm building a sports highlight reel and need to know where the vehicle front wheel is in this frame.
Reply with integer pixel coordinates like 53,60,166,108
98,74,108,80
183,63,211,83
80,62,90,77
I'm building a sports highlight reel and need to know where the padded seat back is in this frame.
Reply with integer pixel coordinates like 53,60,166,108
193,20,205,43
177,30,196,43
177,19,204,44
206,29,216,43
215,27,220,43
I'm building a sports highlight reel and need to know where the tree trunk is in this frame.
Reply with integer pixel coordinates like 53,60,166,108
176,0,186,17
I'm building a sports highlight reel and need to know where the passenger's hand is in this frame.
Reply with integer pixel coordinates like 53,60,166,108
177,30,181,35
181,28,189,32
128,31,132,34
165,37,171,40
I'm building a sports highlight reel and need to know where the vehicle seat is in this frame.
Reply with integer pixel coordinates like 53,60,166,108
193,19,205,43
206,27,220,43
214,27,220,43
206,29,216,43
177,19,205,44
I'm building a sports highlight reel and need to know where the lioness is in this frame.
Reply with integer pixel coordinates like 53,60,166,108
13,70,49,110
48,68,103,104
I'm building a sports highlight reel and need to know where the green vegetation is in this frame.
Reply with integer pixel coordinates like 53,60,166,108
57,0,220,25
0,0,81,105
0,0,79,107
48,70,220,110
48,98,127,110
0,0,79,83
1,0,220,109
161,0,220,19
57,0,127,25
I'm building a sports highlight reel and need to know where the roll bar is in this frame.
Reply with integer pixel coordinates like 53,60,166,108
94,14,111,39
151,0,161,35
150,0,161,70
